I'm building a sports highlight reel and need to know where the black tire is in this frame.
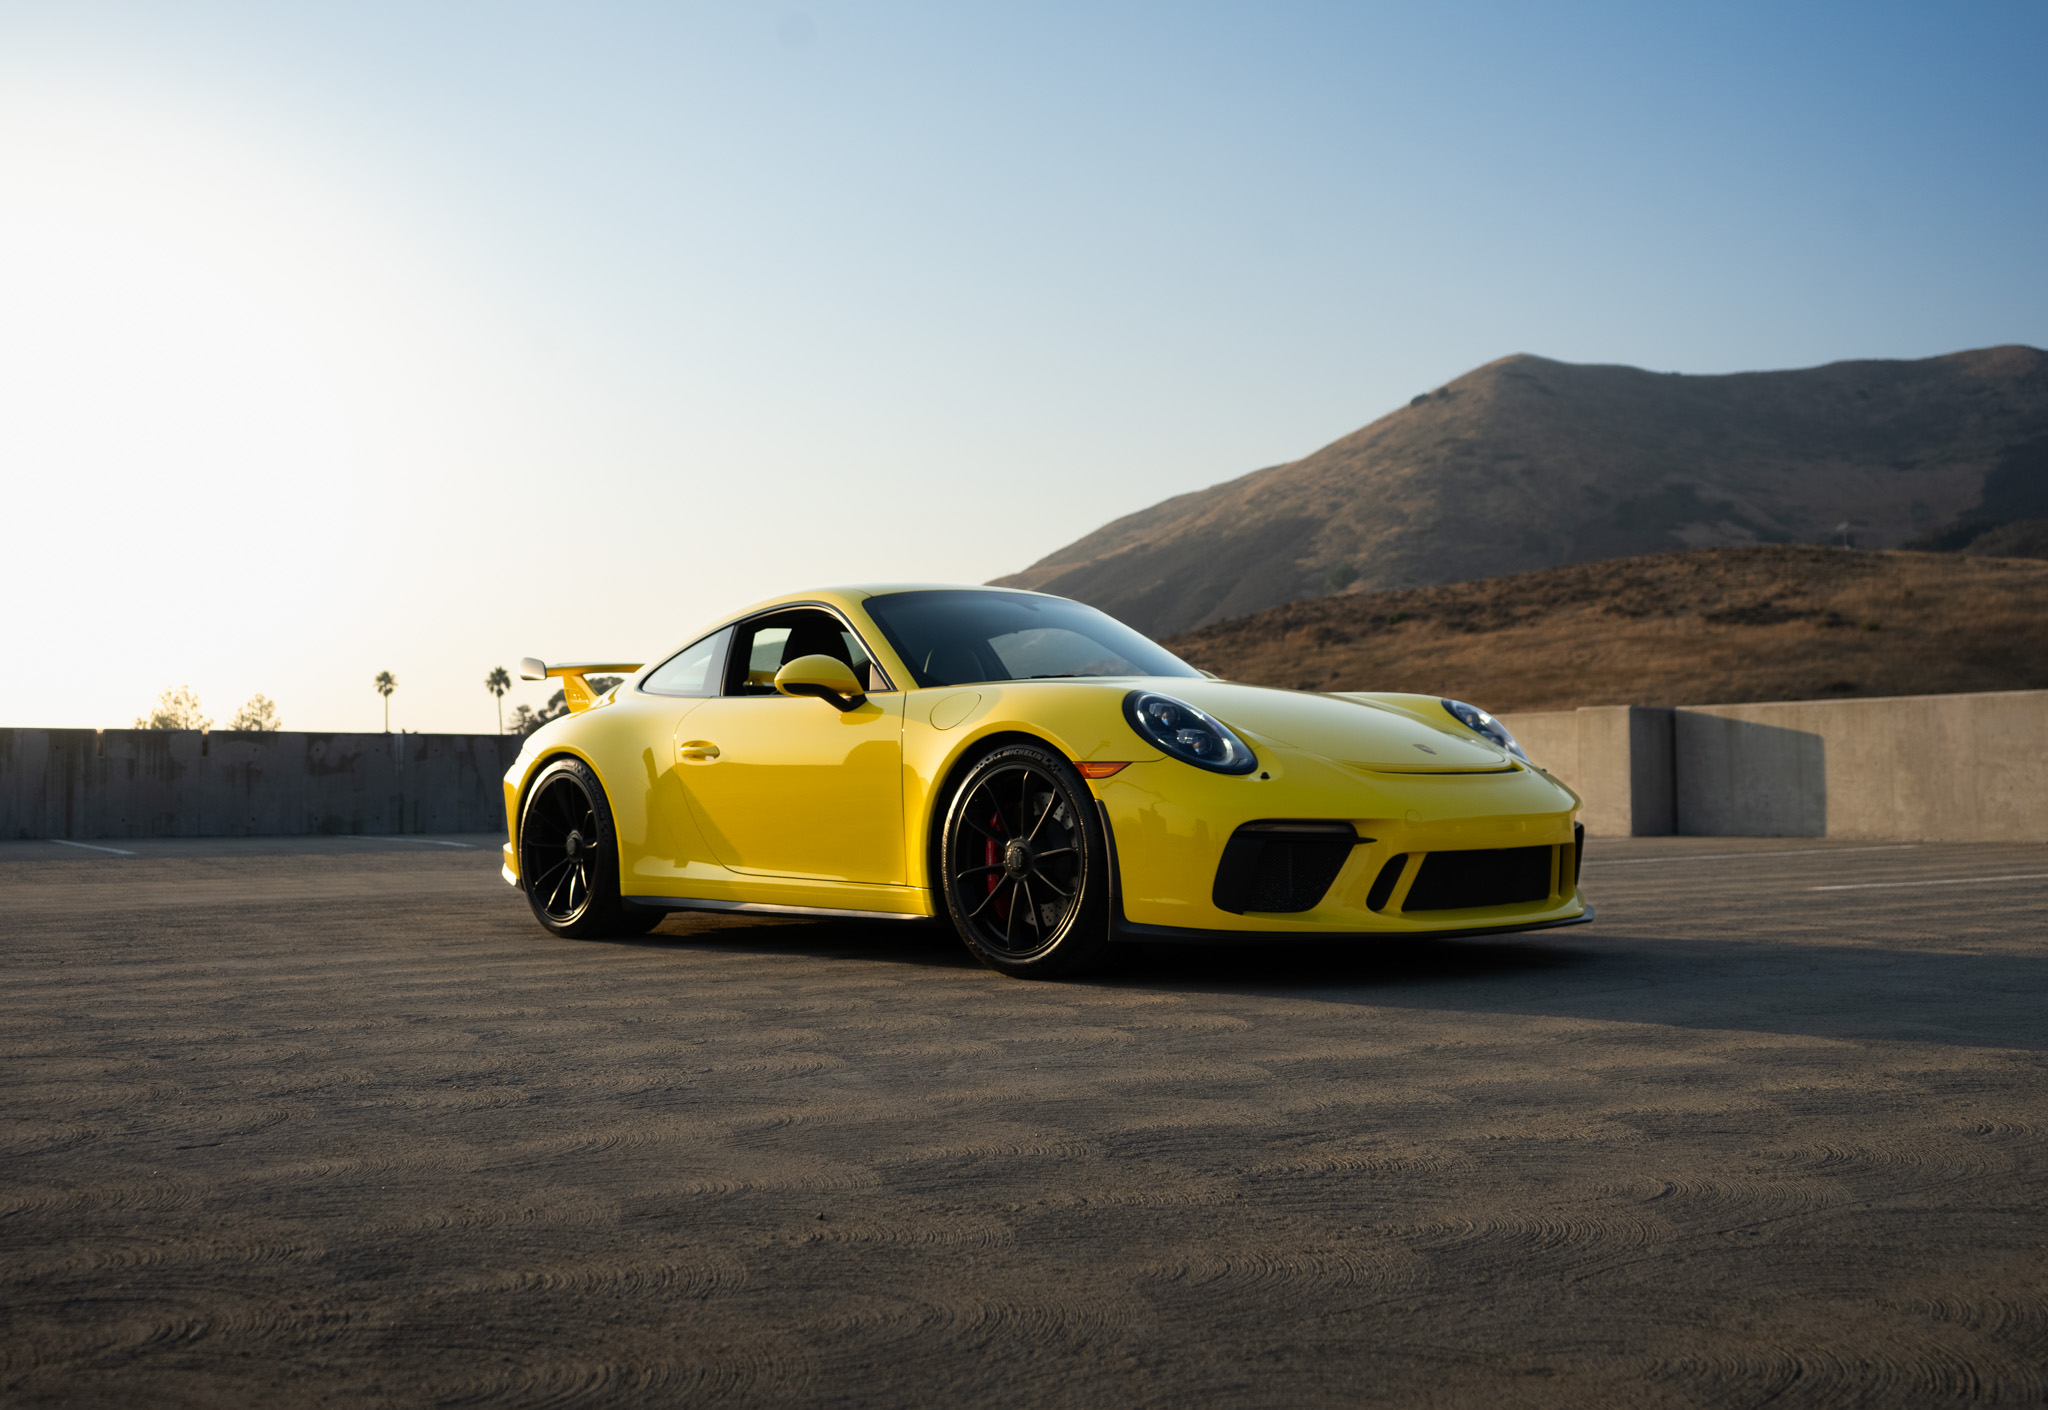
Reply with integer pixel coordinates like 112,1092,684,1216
517,758,662,939
938,743,1111,978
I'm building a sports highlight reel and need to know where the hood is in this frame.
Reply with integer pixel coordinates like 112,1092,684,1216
1138,679,1512,773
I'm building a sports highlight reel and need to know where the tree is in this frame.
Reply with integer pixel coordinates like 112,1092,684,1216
485,666,512,733
135,685,210,730
374,671,397,732
510,676,621,735
228,695,282,731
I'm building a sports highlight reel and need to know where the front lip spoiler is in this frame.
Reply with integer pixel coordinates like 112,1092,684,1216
1110,906,1595,946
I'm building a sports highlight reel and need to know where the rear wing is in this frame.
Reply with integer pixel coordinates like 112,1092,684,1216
519,657,644,714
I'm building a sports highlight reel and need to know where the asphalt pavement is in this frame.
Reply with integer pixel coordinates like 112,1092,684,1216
3,832,2045,1407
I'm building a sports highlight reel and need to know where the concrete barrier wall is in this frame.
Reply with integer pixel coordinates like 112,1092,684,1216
0,729,518,840
1499,689,2048,841
1499,705,1676,837
10,690,2047,842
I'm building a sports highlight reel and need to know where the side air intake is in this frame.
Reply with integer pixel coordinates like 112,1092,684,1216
1212,821,1368,914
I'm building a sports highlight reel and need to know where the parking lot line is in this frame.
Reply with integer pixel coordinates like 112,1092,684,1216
339,837,479,848
1810,872,2048,892
45,839,138,857
1585,845,1918,867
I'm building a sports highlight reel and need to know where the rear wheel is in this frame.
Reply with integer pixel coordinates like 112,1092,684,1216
939,744,1110,978
517,758,662,939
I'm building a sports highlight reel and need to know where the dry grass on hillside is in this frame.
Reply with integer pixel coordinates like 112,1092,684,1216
1000,345,2048,637
1162,546,2048,711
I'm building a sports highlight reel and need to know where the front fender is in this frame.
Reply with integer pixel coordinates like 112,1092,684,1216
900,681,1163,891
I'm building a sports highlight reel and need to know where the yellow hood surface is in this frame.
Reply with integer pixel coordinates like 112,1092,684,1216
1132,680,1511,773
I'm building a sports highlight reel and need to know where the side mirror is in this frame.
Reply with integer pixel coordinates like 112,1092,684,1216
773,655,867,712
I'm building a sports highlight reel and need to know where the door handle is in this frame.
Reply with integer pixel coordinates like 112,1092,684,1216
678,741,721,761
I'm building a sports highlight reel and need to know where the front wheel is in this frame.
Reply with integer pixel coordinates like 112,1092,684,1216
939,744,1111,978
517,758,662,939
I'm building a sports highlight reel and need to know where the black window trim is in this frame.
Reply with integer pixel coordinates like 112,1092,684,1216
712,601,896,699
638,601,897,700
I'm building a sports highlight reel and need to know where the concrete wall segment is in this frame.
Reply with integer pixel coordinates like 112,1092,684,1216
1495,706,1674,837
1675,690,2048,841
1504,689,2048,841
9,691,2046,842
1672,712,1826,836
0,729,519,840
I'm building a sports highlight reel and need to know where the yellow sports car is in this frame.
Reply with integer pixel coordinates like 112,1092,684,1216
502,585,1589,977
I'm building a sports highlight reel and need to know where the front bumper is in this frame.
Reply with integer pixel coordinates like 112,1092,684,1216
1095,753,1589,937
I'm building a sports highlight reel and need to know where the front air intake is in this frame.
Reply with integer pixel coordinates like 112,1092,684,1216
1402,845,1555,912
1212,821,1366,914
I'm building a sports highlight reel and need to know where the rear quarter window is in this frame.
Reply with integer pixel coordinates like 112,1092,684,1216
640,628,732,697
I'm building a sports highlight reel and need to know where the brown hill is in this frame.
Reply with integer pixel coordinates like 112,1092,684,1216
996,345,2048,637
1159,546,2048,712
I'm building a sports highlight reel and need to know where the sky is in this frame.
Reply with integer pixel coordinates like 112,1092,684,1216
3,0,2044,734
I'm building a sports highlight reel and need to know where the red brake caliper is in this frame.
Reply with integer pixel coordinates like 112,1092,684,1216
985,809,1006,920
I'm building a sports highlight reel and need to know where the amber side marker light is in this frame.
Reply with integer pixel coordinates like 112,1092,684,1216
1075,761,1130,779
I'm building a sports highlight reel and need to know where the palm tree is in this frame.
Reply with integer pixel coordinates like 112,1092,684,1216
485,665,512,733
374,671,397,732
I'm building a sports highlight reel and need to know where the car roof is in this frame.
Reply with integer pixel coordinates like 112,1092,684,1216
722,583,1059,619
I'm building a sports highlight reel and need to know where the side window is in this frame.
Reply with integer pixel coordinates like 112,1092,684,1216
723,609,890,697
640,628,732,697
738,625,793,695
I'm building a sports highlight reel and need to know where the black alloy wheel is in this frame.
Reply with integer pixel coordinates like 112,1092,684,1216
517,758,660,939
939,744,1110,978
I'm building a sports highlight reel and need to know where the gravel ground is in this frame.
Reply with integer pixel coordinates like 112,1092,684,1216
3,833,2045,1407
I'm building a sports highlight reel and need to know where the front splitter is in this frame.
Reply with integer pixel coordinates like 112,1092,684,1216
1111,906,1595,945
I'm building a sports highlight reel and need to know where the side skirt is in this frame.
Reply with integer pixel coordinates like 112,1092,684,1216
623,895,937,924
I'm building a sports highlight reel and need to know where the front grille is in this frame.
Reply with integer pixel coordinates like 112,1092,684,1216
1402,845,1555,912
1212,821,1362,914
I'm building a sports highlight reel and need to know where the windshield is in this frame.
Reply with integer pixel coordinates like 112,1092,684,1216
862,589,1200,688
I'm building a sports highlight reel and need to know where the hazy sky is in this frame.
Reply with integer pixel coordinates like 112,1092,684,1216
4,1,2044,733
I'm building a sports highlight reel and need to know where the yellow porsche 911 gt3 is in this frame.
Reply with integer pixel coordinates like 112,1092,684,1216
502,585,1589,977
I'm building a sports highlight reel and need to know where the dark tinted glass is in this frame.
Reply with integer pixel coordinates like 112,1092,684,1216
724,609,885,696
862,590,1197,688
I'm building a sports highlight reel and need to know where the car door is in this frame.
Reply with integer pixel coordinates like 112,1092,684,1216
638,626,734,873
675,608,906,885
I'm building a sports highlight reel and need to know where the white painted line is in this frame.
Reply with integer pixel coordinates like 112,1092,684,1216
1810,873,2048,892
367,837,477,848
46,839,138,856
1585,845,1919,867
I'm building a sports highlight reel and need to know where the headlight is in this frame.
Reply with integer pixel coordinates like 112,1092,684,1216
1441,698,1529,762
1123,691,1258,774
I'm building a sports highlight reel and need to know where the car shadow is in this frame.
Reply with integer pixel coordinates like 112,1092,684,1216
602,913,2048,1053
609,911,981,969
1113,930,2048,1053
609,912,1585,983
